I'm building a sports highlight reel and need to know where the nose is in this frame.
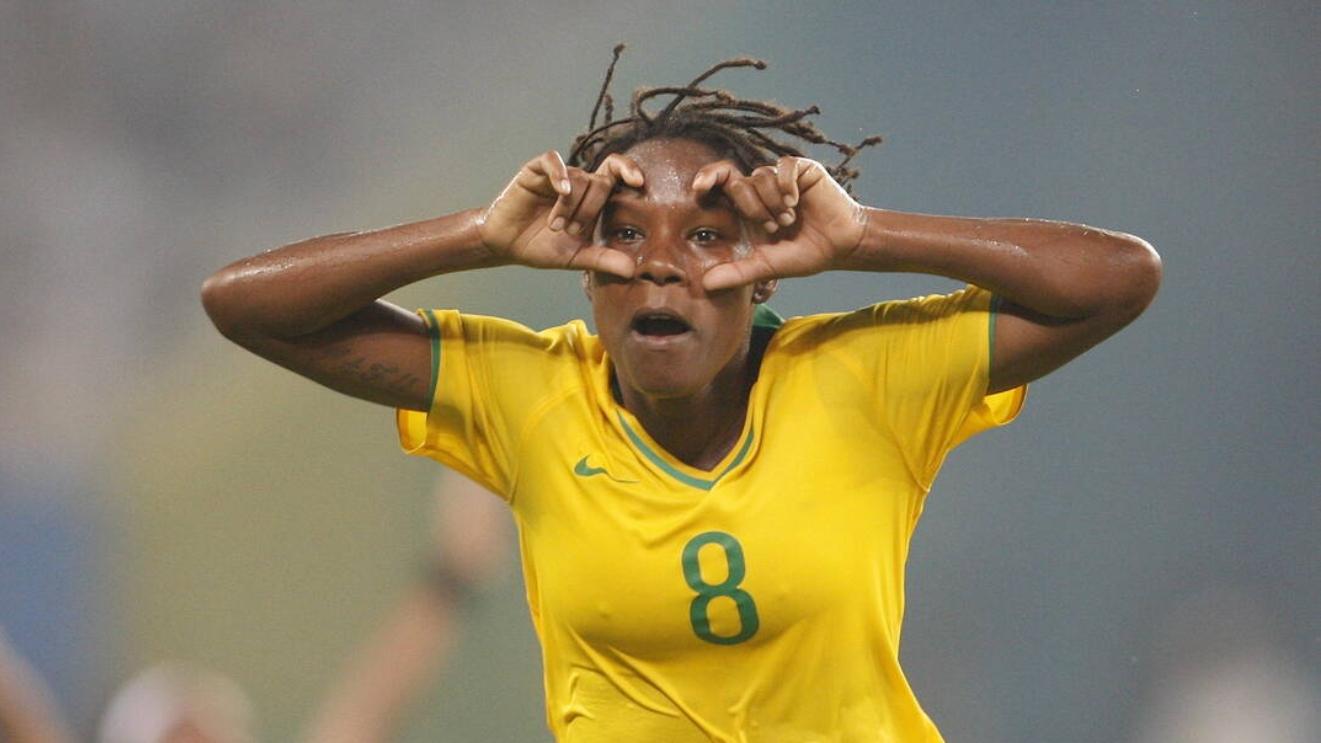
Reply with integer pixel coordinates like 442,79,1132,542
635,232,687,286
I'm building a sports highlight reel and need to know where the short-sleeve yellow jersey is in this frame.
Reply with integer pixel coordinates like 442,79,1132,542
398,286,1025,742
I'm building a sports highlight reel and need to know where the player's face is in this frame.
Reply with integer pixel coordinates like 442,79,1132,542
587,137,762,400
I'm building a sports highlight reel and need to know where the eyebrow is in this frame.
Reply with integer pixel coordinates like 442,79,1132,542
604,188,732,215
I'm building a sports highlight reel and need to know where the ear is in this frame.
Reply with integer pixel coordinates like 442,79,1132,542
751,279,778,304
581,271,593,302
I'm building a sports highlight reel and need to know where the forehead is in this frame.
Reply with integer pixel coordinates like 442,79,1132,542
612,138,724,208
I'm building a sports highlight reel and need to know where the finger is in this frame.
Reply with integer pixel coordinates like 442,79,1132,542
750,166,794,226
691,161,741,196
724,178,779,234
776,157,801,209
546,169,591,231
525,150,572,196
702,254,778,291
564,173,613,236
569,245,635,279
595,153,645,189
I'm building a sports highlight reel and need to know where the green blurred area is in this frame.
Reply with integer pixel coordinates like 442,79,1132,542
108,278,580,741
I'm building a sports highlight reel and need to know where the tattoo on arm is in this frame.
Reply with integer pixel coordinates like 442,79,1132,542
319,347,423,395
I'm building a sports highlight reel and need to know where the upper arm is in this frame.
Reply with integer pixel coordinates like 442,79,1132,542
988,232,1162,394
229,300,434,411
989,297,1146,394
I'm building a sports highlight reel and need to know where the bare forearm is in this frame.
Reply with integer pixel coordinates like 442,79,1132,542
0,646,74,743
843,208,1161,321
304,589,457,743
202,208,497,340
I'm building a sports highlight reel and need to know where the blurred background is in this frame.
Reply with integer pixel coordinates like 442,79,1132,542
1,1,1317,741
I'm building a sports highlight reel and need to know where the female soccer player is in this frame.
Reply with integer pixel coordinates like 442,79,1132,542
202,49,1161,742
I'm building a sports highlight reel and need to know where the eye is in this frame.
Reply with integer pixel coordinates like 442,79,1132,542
611,226,643,242
692,228,720,243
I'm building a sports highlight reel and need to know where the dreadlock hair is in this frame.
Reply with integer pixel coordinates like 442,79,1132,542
568,44,882,194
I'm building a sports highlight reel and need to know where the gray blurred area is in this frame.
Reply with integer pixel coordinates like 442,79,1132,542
1,1,1317,741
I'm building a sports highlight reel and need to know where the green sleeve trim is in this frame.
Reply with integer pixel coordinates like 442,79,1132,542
988,294,1002,372
423,309,442,408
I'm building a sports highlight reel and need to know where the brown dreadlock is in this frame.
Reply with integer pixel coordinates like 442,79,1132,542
568,44,882,194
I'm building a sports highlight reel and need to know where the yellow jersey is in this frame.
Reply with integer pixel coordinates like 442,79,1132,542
398,286,1025,742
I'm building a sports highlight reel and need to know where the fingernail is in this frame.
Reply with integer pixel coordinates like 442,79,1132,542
550,217,566,231
560,180,572,193
785,195,798,207
568,222,582,235
762,220,778,233
777,211,795,226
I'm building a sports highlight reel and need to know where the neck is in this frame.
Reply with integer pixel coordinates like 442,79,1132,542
618,354,753,472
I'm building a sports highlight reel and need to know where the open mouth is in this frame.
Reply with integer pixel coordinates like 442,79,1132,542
631,309,692,338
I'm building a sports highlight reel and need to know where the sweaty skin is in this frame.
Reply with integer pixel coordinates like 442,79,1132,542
202,137,1159,469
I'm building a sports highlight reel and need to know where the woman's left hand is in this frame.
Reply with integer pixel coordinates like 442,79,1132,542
693,156,867,290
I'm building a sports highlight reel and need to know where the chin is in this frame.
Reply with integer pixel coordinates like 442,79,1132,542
617,364,703,401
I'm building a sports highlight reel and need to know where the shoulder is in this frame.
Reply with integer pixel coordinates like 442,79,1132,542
758,287,999,390
772,286,995,346
422,310,597,359
867,285,995,326
418,311,600,412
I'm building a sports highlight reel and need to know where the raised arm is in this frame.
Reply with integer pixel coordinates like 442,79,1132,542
201,211,490,411
200,151,642,410
843,209,1161,393
302,474,512,743
0,629,74,743
696,156,1162,392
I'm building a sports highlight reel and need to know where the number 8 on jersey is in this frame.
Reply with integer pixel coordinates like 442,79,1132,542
681,531,760,645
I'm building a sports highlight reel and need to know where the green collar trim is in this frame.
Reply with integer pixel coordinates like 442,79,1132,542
752,304,784,329
617,412,755,491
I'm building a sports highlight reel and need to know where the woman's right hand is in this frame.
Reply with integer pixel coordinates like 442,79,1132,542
477,150,643,278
